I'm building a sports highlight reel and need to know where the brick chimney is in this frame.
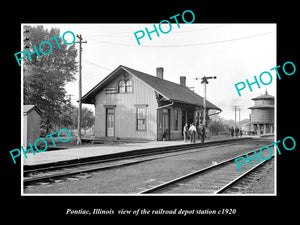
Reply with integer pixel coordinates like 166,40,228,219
156,67,164,79
180,76,186,86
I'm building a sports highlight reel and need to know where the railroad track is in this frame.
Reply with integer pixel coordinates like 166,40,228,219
24,138,254,186
219,157,274,194
139,148,274,194
25,138,254,172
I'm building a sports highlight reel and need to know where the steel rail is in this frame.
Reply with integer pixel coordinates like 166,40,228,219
214,155,274,194
139,147,273,194
24,138,253,177
24,137,253,174
24,141,238,186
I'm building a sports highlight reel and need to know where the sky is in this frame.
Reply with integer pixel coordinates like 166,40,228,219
25,23,276,121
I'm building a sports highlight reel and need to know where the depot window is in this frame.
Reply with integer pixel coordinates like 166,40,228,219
118,79,133,93
126,80,133,93
136,107,146,131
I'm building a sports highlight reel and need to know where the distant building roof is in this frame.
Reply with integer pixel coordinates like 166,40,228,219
23,105,42,116
82,65,221,111
251,89,274,100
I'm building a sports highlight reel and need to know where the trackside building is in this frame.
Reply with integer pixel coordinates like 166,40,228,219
249,90,275,134
81,65,221,141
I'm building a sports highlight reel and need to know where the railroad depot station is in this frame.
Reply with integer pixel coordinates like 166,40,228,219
23,66,275,195
81,65,222,141
21,24,277,195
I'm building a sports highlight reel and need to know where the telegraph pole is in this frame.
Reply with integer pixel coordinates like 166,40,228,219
195,76,217,127
66,94,74,103
231,105,241,126
75,34,87,145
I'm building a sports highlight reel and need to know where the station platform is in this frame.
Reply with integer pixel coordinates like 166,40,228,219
22,136,264,166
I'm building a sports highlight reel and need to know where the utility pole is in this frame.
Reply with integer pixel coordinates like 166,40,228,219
231,105,241,126
66,94,74,103
75,34,87,145
195,76,217,127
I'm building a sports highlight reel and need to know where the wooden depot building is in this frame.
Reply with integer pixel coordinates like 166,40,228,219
82,65,221,141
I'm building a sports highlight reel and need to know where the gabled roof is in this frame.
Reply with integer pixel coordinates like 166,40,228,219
82,65,221,111
23,105,42,116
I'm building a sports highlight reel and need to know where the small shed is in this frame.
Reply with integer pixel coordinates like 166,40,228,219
23,105,42,148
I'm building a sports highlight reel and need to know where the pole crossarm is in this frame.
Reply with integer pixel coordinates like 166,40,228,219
194,75,217,127
231,105,241,126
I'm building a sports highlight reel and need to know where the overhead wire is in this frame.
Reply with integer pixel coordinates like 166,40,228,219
87,24,226,37
88,31,275,48
83,59,113,71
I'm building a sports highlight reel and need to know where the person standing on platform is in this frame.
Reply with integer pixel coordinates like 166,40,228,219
199,123,205,143
235,126,239,137
230,127,234,137
196,120,200,139
183,123,189,143
188,123,197,143
239,129,243,137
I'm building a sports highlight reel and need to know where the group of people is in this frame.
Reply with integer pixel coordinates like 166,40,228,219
230,126,243,137
183,123,206,144
182,123,243,143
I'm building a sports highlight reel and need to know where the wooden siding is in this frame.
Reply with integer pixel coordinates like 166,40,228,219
251,108,274,124
157,107,183,140
254,99,274,106
94,72,157,140
23,110,41,147
156,106,207,140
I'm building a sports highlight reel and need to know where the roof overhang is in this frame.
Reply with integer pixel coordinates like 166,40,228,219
248,105,274,109
81,65,124,104
81,65,222,113
23,105,42,116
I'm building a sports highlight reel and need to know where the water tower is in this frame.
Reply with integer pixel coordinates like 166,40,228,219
249,90,274,134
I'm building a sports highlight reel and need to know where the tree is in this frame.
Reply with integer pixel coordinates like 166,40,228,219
23,25,78,134
70,106,95,131
208,120,227,135
59,103,74,128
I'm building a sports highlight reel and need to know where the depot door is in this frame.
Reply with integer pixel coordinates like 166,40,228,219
162,109,170,139
106,108,115,137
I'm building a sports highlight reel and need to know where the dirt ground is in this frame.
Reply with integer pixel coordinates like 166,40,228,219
226,158,275,194
243,159,275,194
